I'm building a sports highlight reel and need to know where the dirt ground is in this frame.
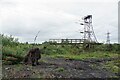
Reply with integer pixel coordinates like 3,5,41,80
2,56,119,79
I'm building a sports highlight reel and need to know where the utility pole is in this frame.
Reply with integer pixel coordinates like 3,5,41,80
106,32,110,44
106,31,111,51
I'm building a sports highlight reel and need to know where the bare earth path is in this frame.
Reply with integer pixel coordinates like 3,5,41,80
2,56,119,79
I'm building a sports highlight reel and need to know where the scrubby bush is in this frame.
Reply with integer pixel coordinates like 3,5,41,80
1,34,31,64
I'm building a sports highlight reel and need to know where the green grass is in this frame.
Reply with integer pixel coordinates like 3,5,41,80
2,33,120,66
102,59,120,74
39,60,47,63
55,67,65,72
44,51,119,60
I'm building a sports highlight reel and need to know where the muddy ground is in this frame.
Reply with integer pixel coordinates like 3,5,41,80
2,56,119,79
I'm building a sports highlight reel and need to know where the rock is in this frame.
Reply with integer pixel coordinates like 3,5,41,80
26,68,30,71
5,67,11,70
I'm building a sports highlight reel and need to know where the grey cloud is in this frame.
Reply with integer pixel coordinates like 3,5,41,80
0,0,118,43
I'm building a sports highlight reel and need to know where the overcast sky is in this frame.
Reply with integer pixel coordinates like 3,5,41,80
0,0,119,43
